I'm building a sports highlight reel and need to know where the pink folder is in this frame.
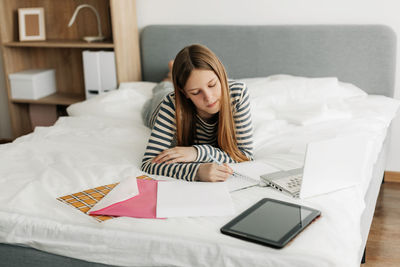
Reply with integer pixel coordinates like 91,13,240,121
89,179,159,219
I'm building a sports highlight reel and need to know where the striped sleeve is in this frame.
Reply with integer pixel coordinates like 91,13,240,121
194,81,254,163
140,93,201,181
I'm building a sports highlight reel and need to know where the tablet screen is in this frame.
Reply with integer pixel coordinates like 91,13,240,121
221,198,321,248
230,201,312,242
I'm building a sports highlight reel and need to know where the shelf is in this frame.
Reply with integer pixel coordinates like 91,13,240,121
4,39,114,48
0,0,139,138
12,93,85,105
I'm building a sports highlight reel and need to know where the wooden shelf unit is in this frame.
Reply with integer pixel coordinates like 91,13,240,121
11,93,85,106
4,40,115,48
0,0,141,138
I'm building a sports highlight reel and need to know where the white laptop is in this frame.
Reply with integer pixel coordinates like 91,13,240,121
261,135,370,199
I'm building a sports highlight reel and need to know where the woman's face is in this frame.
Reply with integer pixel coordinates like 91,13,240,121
183,69,222,119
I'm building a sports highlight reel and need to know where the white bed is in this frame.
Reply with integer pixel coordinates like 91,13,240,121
0,25,399,267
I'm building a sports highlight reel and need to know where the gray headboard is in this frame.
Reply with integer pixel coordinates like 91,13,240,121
140,25,396,97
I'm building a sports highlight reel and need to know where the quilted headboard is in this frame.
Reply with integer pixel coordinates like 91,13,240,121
140,25,396,97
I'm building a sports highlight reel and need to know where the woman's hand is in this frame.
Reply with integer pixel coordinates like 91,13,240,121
152,146,197,164
195,163,233,182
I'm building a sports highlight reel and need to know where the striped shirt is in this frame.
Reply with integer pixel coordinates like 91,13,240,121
141,81,254,181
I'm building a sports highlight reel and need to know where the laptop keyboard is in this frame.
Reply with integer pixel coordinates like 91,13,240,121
261,168,303,198
274,173,303,194
286,174,302,189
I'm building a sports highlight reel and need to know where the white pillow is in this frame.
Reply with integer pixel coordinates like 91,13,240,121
238,74,367,107
237,74,366,125
67,81,156,122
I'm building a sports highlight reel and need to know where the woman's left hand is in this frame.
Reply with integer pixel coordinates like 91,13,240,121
152,146,197,164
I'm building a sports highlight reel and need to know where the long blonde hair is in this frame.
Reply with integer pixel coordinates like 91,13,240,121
172,44,248,162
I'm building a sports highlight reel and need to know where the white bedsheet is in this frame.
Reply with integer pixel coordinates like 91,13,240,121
0,94,398,267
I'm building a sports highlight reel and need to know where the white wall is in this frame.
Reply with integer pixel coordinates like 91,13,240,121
136,0,400,171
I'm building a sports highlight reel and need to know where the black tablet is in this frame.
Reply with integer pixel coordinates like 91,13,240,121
220,198,321,248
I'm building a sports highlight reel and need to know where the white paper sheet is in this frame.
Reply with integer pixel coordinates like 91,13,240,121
156,181,234,218
89,176,139,213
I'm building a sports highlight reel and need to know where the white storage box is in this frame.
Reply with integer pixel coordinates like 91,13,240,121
9,69,56,100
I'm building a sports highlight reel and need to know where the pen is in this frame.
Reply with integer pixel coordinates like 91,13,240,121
207,152,236,176
208,153,266,189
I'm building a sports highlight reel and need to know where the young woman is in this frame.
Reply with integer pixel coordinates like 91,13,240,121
141,44,253,182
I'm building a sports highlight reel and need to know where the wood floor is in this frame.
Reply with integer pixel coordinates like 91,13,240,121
364,182,400,266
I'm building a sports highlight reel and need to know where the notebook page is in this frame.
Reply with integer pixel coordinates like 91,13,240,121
226,161,279,192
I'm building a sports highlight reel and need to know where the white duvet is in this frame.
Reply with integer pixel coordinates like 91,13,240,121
0,75,399,267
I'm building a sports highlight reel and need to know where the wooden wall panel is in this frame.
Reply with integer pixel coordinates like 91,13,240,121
110,0,141,82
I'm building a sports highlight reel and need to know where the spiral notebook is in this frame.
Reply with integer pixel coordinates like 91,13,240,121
226,161,279,192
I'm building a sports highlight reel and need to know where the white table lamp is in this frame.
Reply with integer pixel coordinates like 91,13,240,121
68,4,105,42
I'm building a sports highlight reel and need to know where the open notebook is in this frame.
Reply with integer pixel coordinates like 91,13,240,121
225,161,279,192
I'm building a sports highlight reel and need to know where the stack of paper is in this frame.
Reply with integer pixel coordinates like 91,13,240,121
87,161,281,219
89,176,235,219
